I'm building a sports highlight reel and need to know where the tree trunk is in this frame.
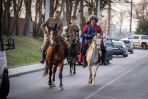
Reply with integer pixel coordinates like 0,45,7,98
72,0,79,19
9,0,23,36
80,0,86,29
12,0,19,35
66,0,72,25
23,0,32,36
33,0,44,37
2,0,12,36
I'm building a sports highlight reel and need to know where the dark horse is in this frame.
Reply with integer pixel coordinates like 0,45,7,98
44,24,66,91
67,30,80,75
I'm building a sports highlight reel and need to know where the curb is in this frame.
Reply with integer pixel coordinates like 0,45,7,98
9,61,69,78
9,68,44,78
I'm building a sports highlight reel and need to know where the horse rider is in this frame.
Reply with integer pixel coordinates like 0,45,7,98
65,17,79,45
79,15,103,67
65,17,80,60
40,10,68,64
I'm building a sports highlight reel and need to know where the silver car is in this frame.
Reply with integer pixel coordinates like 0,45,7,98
120,39,134,54
0,38,15,98
112,40,128,57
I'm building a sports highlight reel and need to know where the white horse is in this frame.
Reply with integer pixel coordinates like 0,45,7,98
86,35,101,86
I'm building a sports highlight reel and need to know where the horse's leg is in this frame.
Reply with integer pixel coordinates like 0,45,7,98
58,63,64,91
52,65,57,87
88,65,92,84
70,61,72,75
92,65,96,86
48,66,53,88
92,65,99,86
73,61,76,74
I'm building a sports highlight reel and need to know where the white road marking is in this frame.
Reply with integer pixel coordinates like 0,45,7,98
84,64,140,99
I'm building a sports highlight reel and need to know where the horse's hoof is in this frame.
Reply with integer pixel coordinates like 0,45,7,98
52,84,56,87
69,74,73,76
88,81,92,84
59,86,64,91
92,83,95,87
49,85,53,89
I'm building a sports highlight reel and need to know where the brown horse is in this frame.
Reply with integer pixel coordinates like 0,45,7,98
44,24,65,91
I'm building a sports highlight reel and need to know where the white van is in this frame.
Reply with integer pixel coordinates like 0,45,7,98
0,37,15,98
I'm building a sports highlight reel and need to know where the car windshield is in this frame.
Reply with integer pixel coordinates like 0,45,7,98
122,40,130,44
113,42,123,46
104,40,112,46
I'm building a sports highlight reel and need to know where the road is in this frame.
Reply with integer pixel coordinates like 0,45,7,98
8,49,148,99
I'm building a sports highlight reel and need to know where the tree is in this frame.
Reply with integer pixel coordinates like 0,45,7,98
136,19,148,35
50,0,59,16
9,0,23,36
23,0,32,35
134,0,148,34
33,0,44,37
2,0,12,36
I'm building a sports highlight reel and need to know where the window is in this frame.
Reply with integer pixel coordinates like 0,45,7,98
104,40,113,46
122,40,130,44
133,36,139,39
141,36,148,39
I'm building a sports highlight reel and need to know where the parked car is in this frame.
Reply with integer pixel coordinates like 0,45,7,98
112,40,128,57
0,37,15,98
96,38,113,65
120,39,134,54
128,35,148,49
103,39,113,65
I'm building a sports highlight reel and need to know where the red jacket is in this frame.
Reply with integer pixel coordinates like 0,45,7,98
82,24,103,34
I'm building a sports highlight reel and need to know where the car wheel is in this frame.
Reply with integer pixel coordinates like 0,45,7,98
107,60,110,64
123,54,128,57
131,51,134,54
104,60,107,65
0,71,10,98
141,43,147,49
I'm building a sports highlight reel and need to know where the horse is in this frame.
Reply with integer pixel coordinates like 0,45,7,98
44,24,66,91
86,35,101,86
67,31,80,75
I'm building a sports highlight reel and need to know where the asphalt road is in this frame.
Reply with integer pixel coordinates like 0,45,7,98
8,49,148,99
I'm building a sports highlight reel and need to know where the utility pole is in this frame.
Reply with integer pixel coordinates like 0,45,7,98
96,0,101,20
108,0,111,38
129,0,133,34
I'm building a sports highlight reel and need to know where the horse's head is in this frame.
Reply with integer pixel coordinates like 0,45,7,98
48,24,59,47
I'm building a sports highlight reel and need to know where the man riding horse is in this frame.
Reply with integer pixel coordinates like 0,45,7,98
65,17,79,41
65,17,80,56
40,10,68,64
80,15,103,67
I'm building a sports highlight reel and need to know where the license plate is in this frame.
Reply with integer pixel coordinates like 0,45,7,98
113,48,118,50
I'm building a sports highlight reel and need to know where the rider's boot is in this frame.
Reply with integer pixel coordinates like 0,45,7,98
83,56,87,68
40,49,46,64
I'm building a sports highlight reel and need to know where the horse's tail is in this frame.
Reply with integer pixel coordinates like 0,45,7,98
43,65,48,76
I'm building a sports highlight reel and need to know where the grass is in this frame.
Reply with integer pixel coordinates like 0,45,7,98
4,36,43,68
